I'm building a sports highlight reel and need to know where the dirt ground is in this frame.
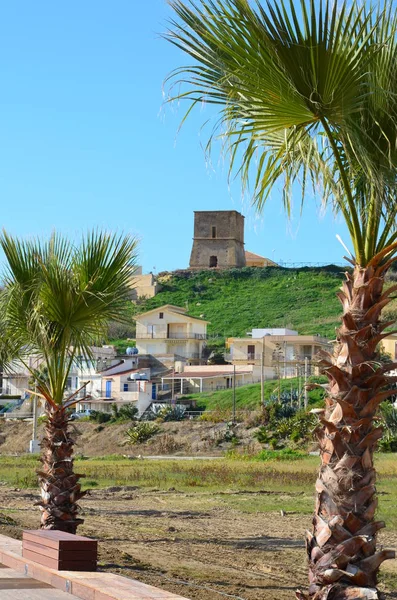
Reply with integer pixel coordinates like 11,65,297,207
1,485,397,600
0,419,261,456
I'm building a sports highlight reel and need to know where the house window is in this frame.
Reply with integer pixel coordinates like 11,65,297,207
209,255,218,268
159,312,164,319
247,344,255,360
123,383,129,392
212,226,217,238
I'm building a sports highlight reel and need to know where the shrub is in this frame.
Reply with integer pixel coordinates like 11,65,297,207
147,405,186,422
126,422,160,444
117,404,139,422
156,434,183,453
378,402,397,452
255,410,317,449
89,411,112,424
110,403,138,422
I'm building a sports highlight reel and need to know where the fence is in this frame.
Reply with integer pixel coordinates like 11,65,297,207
277,261,346,268
0,412,34,420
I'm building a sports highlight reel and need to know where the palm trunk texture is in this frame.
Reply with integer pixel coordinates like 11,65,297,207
297,262,396,600
37,405,86,534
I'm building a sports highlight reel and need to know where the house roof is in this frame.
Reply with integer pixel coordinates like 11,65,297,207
99,360,124,373
245,251,278,265
245,250,265,260
102,366,149,378
135,304,210,323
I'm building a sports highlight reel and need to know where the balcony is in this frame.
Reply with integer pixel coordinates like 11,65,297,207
137,329,207,340
225,353,262,362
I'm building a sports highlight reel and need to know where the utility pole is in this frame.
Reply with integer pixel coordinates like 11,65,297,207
29,384,40,454
232,364,236,423
297,364,302,409
260,337,265,409
304,357,309,410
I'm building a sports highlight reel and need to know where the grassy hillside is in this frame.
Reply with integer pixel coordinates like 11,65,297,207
182,376,326,412
135,266,344,340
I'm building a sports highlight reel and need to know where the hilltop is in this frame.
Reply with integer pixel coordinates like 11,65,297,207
132,266,345,343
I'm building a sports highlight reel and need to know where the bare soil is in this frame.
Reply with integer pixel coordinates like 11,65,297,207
1,485,396,600
0,419,261,457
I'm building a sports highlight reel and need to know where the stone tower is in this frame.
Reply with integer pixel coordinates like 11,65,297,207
189,210,246,269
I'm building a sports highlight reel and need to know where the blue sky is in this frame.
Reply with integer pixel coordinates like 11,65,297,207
0,0,350,272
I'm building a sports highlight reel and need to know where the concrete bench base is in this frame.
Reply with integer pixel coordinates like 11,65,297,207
0,534,189,600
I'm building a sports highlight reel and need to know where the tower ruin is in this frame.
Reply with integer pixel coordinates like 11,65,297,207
189,210,246,269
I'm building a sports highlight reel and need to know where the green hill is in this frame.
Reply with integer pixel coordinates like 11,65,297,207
181,376,326,412
134,266,344,342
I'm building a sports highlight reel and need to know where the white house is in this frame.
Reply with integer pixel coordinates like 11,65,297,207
161,364,262,395
76,360,155,416
134,305,209,365
65,346,118,400
226,328,331,377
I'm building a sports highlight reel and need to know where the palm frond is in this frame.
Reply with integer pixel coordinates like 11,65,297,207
0,230,138,404
165,0,397,265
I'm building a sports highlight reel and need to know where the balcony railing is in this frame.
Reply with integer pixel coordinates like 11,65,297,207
225,353,262,361
225,353,319,365
137,330,207,340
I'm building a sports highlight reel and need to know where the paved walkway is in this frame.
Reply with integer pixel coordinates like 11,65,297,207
0,533,190,600
0,563,79,599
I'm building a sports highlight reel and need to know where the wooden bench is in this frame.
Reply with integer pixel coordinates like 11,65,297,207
22,530,97,571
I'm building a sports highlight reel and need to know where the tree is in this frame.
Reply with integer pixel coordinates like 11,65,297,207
164,1,397,598
0,231,137,533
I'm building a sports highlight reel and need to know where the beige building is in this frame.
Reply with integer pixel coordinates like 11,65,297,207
245,251,278,268
189,210,246,269
381,333,397,361
134,305,209,365
130,271,159,301
162,364,261,394
226,328,331,377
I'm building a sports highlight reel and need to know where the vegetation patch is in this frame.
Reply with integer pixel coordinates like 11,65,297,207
127,267,343,344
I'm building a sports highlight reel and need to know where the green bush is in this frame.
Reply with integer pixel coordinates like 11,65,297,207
111,403,139,422
378,402,397,452
126,422,160,445
89,411,112,424
147,405,186,422
255,410,317,449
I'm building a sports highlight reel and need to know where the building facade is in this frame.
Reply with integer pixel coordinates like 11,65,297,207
226,328,331,377
134,304,209,365
189,210,246,269
381,333,397,361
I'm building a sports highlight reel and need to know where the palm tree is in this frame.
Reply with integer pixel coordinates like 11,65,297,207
0,231,137,533
164,1,397,598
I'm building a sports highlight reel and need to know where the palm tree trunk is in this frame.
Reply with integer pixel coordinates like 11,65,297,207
297,262,396,600
37,405,86,534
